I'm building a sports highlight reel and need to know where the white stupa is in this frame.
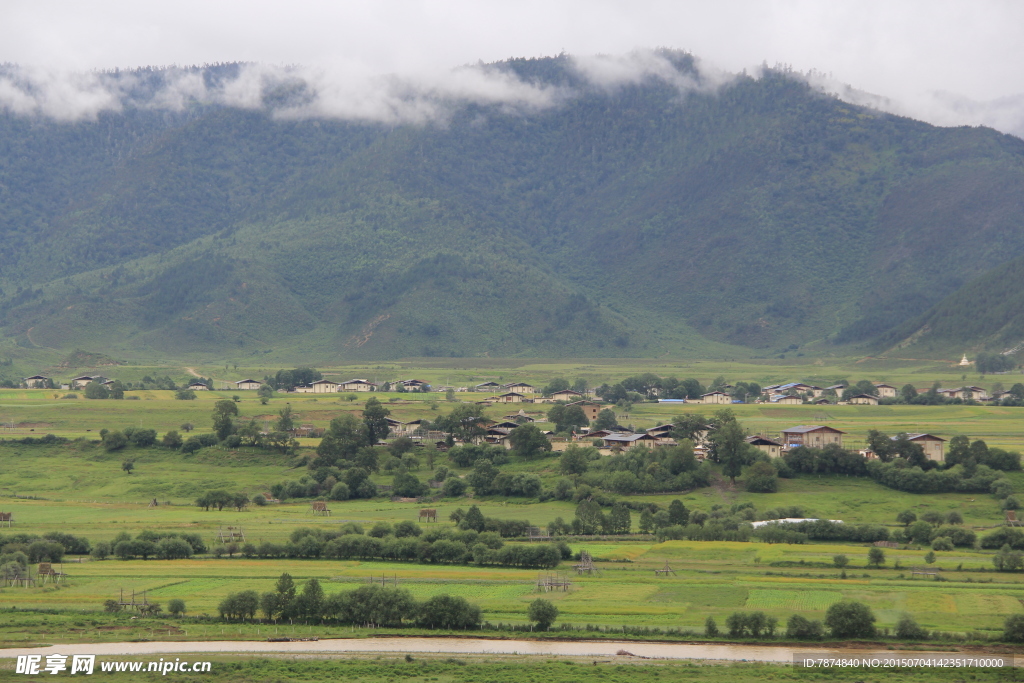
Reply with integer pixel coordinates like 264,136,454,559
959,353,972,366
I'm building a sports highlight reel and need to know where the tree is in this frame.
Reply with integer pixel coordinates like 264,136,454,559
527,598,559,630
824,601,876,638
668,500,689,526
745,461,778,492
787,614,824,639
102,431,127,452
175,389,197,401
314,414,370,468
895,510,917,526
180,422,194,432
574,499,604,535
946,511,963,525
84,381,109,399
710,412,748,483
362,397,391,445
924,551,936,564
212,400,238,440
592,409,618,431
168,599,186,617
867,547,885,568
276,405,294,432
671,413,709,441
296,578,324,619
639,508,654,534
463,505,485,532
900,384,918,401
607,504,631,534
547,404,588,433
162,430,182,449
704,616,719,637
121,460,135,475
559,445,591,476
1004,614,1024,642
833,554,848,568
508,424,552,459
416,594,481,630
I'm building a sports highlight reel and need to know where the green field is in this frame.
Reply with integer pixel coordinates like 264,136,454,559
1,357,1024,650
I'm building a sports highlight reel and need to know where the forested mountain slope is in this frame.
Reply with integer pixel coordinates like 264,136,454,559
1,54,1022,360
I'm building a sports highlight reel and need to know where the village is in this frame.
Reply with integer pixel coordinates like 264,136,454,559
10,370,991,468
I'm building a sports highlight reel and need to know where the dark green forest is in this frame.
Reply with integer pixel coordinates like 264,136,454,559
1,54,1023,360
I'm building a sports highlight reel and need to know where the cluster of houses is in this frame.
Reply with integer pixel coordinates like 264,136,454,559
745,425,946,462
757,382,994,405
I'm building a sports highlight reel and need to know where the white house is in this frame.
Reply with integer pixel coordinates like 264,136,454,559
340,379,374,392
235,379,262,390
23,375,49,389
311,379,340,393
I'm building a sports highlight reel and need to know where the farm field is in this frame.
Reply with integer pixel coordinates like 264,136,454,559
1,356,1024,651
2,530,1024,637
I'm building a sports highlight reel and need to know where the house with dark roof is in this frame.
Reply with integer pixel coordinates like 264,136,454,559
23,375,49,388
235,379,261,390
848,393,879,405
340,379,374,392
550,389,584,401
746,435,784,458
700,391,732,405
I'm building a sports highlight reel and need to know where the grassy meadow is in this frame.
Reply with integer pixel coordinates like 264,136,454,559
2,357,1024,653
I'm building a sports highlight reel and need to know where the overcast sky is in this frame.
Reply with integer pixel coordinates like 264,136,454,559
2,0,1023,135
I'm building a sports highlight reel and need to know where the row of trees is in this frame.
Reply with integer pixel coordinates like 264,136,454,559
219,573,481,629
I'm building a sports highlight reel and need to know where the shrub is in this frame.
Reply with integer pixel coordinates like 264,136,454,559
704,616,719,637
527,598,559,630
931,537,954,552
895,613,928,639
786,614,823,639
252,494,267,506
416,595,481,629
833,554,849,568
824,601,876,638
329,482,351,501
745,461,778,493
1004,614,1024,642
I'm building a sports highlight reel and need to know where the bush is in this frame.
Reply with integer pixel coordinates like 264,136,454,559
90,542,111,560
416,594,482,629
252,494,267,506
103,431,127,452
704,616,719,637
895,613,928,639
745,461,778,493
157,538,194,560
931,536,954,551
824,601,876,638
527,598,559,630
442,477,467,497
786,614,823,639
1004,614,1024,642
329,482,351,501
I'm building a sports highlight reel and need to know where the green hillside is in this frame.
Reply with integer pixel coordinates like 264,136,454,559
875,253,1024,356
2,54,1024,361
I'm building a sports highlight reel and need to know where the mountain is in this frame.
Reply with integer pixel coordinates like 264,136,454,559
1,53,1023,361
875,254,1024,356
